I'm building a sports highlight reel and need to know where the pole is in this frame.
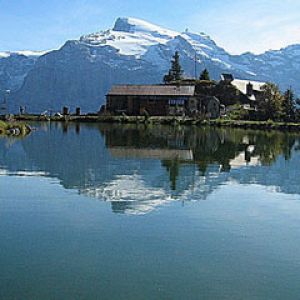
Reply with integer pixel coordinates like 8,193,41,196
194,50,197,80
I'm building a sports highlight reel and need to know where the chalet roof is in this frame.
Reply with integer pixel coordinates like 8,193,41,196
107,85,195,96
231,79,266,95
221,73,234,82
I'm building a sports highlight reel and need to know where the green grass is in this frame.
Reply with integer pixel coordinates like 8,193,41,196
0,120,8,134
0,120,8,128
0,120,31,136
11,114,300,132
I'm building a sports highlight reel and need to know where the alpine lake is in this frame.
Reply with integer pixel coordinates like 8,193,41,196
1,122,300,300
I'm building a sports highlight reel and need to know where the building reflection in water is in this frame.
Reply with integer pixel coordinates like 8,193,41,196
0,123,299,214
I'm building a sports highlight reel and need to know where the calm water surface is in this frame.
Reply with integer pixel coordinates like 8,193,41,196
1,123,300,299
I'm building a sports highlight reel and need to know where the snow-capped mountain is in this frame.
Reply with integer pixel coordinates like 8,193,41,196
80,17,179,57
2,17,300,113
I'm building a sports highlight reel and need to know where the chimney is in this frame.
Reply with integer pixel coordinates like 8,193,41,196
246,82,253,96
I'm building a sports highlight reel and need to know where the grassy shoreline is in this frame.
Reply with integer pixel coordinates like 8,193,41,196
0,120,31,136
9,114,300,132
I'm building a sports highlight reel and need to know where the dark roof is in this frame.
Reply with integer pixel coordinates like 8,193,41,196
221,74,234,82
107,85,195,96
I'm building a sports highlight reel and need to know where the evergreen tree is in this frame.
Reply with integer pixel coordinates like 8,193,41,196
163,51,183,83
283,88,296,121
170,51,183,81
163,70,174,84
199,69,210,81
258,83,284,121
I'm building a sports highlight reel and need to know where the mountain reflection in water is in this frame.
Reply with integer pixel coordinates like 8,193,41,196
0,122,299,214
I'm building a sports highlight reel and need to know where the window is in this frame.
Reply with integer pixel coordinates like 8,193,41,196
168,98,186,106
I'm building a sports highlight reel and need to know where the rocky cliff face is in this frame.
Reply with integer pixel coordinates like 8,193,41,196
2,17,300,113
10,41,160,113
0,53,38,94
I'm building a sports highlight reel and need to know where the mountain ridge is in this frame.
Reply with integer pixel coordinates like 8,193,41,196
1,17,299,113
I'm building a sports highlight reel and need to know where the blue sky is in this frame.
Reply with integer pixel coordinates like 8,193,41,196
1,0,300,54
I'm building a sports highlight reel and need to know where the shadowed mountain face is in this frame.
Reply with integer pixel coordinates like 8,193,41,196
1,123,300,214
10,43,160,113
2,17,300,113
0,53,39,101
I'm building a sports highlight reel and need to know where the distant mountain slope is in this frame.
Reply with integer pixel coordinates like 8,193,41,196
0,52,44,93
2,17,300,113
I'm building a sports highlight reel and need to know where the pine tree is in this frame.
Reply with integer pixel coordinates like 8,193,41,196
170,51,183,81
163,70,174,84
199,69,210,81
283,88,296,121
162,51,183,83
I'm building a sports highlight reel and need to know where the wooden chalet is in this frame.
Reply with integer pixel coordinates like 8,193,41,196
106,85,196,116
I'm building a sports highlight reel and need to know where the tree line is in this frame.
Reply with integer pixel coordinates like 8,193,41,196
163,51,300,122
163,51,211,83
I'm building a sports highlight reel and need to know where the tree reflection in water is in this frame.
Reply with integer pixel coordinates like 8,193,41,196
0,123,300,214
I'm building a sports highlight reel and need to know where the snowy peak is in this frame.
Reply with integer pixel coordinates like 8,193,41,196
113,17,134,32
182,32,217,50
80,17,227,59
80,17,181,57
113,17,179,37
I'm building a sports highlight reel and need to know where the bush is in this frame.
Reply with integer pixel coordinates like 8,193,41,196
0,121,31,136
